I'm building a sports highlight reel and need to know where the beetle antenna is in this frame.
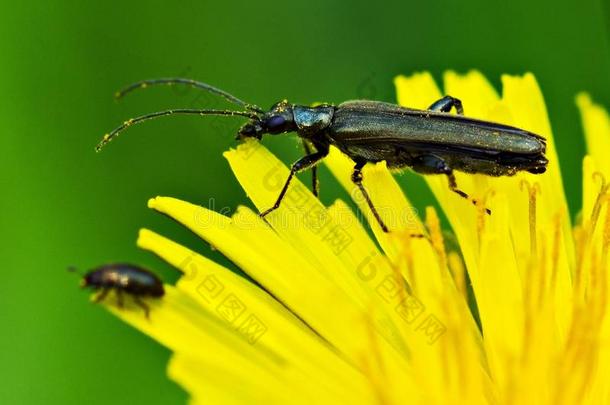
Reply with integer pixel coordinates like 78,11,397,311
115,78,263,112
96,108,258,152
67,266,84,276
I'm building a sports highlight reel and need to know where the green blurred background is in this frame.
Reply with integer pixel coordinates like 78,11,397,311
2,0,609,403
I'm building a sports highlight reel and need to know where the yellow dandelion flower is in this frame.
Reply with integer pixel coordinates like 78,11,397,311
101,71,609,404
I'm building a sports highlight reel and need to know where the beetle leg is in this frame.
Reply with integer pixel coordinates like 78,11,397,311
302,140,319,197
446,172,491,215
260,147,329,218
116,289,124,308
428,95,464,115
133,296,150,319
351,161,389,232
412,154,490,215
93,287,110,303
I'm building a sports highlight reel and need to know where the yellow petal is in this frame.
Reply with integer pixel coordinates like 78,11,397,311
95,70,610,405
137,228,374,401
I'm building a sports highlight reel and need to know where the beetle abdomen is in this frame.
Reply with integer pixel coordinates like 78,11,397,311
332,101,545,154
330,100,547,175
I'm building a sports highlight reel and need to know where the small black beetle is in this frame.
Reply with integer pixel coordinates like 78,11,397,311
70,263,164,317
97,78,548,232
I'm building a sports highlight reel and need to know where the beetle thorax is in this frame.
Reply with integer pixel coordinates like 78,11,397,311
293,105,334,137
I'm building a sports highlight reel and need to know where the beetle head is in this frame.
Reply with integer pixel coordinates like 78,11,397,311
237,100,297,140
81,269,106,289
68,266,91,288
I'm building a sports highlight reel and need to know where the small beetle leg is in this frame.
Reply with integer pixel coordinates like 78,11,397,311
428,95,464,115
302,140,320,197
351,161,389,233
116,289,125,308
260,147,329,218
93,287,110,303
133,296,150,319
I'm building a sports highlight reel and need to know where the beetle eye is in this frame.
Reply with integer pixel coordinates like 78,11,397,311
266,116,286,130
